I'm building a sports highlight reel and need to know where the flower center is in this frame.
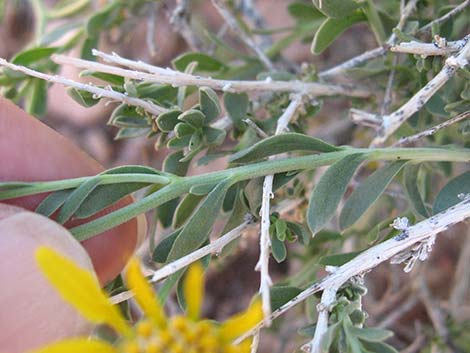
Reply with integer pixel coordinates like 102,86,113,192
118,316,244,353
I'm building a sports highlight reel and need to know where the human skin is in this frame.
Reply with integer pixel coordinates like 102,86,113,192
0,97,142,352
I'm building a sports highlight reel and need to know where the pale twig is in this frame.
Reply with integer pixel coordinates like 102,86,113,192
0,58,167,115
243,118,268,138
382,0,419,114
235,197,470,344
52,54,370,97
368,37,470,146
303,288,337,353
392,111,470,146
250,330,260,353
417,0,470,35
256,94,304,325
211,0,275,71
110,198,303,305
318,46,388,80
391,35,470,56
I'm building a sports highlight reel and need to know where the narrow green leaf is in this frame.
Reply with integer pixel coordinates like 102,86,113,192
80,70,124,85
312,0,361,18
343,318,365,353
307,153,365,234
199,87,220,122
56,177,101,224
48,0,91,19
167,179,232,261
433,171,470,214
403,165,429,218
230,133,339,163
172,193,204,229
80,36,99,61
311,11,366,55
361,341,398,353
152,230,180,263
25,79,47,117
12,47,59,66
172,52,227,72
36,189,72,217
270,286,302,311
115,127,149,140
67,87,100,107
288,2,324,22
350,327,394,342
340,160,408,229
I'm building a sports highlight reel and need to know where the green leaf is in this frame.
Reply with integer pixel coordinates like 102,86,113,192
73,166,165,218
321,322,341,351
223,92,249,127
340,160,408,229
203,126,226,145
80,36,99,61
12,47,59,66
24,79,47,117
86,2,120,37
230,133,339,163
312,0,362,18
48,0,91,19
286,221,310,245
153,230,180,263
433,171,470,214
311,11,366,55
349,327,394,342
163,150,190,176
403,165,429,218
174,123,195,138
35,189,72,217
178,109,206,128
288,2,324,22
275,219,288,241
172,193,204,229
115,127,149,140
270,286,302,311
361,341,398,353
271,234,287,263
307,153,365,234
56,177,101,224
343,318,365,353
319,251,360,266
156,109,182,132
199,87,220,122
67,87,100,107
167,179,232,261
80,70,124,86
172,52,227,72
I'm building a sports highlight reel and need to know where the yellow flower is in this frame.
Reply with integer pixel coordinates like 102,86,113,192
31,247,262,353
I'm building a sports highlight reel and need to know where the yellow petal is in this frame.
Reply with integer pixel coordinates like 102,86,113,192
125,257,166,328
35,247,130,336
220,298,263,342
184,262,204,321
28,338,117,353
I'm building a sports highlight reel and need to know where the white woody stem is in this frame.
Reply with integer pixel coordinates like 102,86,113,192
235,197,470,344
0,59,167,115
392,111,470,146
370,37,470,146
256,94,304,326
51,54,370,97
391,35,470,56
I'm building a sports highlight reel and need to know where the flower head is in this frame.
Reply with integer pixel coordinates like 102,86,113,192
31,247,262,353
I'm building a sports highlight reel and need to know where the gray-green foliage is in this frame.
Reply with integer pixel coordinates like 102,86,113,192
1,1,470,351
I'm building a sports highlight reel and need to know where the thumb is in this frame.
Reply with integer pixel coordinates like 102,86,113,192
0,204,94,353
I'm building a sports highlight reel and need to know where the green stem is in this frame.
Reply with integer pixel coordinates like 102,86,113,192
0,174,171,200
69,147,470,240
